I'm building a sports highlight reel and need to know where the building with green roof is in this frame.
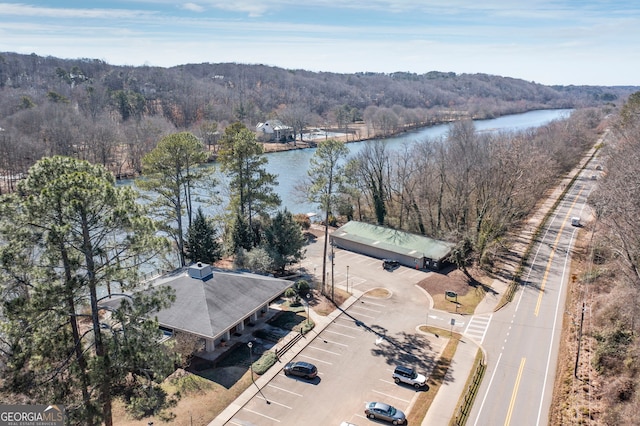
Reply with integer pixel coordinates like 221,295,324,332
330,221,455,270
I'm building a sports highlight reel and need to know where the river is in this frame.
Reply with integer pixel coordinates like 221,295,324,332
121,108,572,217
264,108,572,215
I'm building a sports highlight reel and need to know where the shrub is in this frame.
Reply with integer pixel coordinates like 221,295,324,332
252,350,277,375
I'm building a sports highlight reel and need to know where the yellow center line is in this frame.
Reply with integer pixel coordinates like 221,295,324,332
504,358,526,426
533,186,585,316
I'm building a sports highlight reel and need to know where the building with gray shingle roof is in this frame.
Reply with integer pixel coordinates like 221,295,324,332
104,264,293,352
330,221,455,270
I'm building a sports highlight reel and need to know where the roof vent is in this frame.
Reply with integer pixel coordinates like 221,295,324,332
189,263,213,280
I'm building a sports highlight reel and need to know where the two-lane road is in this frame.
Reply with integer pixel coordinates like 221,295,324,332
469,166,598,426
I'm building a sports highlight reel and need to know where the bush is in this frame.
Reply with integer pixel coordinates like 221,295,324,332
252,350,277,375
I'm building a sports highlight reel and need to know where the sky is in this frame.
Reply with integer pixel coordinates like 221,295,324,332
0,1,638,86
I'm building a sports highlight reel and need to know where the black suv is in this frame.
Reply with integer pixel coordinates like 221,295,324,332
382,259,400,270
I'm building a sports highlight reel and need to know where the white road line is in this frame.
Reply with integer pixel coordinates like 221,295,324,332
307,346,341,356
320,338,349,347
261,398,292,409
379,378,395,385
323,329,355,339
350,305,381,313
371,389,411,403
243,408,282,422
360,299,386,307
266,384,303,396
299,354,333,364
329,323,360,332
346,311,375,319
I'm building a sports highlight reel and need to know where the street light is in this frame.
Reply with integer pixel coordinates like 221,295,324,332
247,342,254,379
247,341,270,404
306,293,311,325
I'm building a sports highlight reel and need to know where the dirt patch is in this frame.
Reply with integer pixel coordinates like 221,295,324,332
365,288,392,298
418,268,474,297
417,267,494,314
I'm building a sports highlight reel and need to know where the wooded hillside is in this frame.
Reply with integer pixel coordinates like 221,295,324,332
0,52,636,190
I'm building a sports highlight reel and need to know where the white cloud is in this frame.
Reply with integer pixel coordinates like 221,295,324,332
0,3,156,19
182,3,205,13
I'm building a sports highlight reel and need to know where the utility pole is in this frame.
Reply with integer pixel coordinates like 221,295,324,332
574,302,586,379
331,242,335,302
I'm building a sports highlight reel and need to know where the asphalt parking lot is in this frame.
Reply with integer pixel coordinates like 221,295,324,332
226,238,446,425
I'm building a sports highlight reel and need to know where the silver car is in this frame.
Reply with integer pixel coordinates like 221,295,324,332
364,402,406,425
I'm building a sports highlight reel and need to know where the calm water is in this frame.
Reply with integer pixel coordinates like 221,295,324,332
265,108,572,214
122,108,572,216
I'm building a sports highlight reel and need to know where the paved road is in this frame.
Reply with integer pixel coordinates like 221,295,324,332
467,163,600,426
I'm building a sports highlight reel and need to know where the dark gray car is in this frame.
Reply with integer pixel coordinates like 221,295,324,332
364,402,406,425
283,361,317,379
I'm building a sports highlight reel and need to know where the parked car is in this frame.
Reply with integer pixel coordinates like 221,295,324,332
393,365,427,389
382,259,400,270
364,402,406,425
283,361,317,379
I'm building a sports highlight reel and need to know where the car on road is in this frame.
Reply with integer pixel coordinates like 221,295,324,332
392,365,427,389
283,361,317,379
364,402,406,424
382,259,400,270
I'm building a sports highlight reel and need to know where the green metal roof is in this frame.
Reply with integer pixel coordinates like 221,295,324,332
332,221,455,260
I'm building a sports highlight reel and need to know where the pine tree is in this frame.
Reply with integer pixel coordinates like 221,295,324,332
185,207,222,265
263,209,306,274
0,156,175,425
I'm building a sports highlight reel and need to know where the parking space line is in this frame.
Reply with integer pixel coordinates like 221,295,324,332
267,384,303,396
262,398,292,409
350,305,381,313
323,329,356,339
379,378,395,385
328,323,360,333
243,408,282,422
371,389,411,403
346,311,375,319
360,299,386,307
320,338,349,347
299,354,333,365
308,345,341,356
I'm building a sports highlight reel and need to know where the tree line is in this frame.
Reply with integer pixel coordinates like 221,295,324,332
0,52,633,193
551,91,640,424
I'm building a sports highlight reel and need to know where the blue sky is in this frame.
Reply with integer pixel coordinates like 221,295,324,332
0,1,638,86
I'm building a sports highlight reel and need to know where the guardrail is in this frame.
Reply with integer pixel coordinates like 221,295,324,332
454,361,486,425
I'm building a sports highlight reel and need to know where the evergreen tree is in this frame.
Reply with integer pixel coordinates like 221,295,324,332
138,132,213,267
227,212,253,254
185,207,222,265
218,122,281,246
0,156,175,426
263,209,306,274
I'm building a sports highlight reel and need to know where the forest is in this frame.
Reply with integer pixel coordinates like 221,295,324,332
0,51,635,192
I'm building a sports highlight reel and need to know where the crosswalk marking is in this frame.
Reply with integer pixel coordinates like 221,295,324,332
464,313,492,344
